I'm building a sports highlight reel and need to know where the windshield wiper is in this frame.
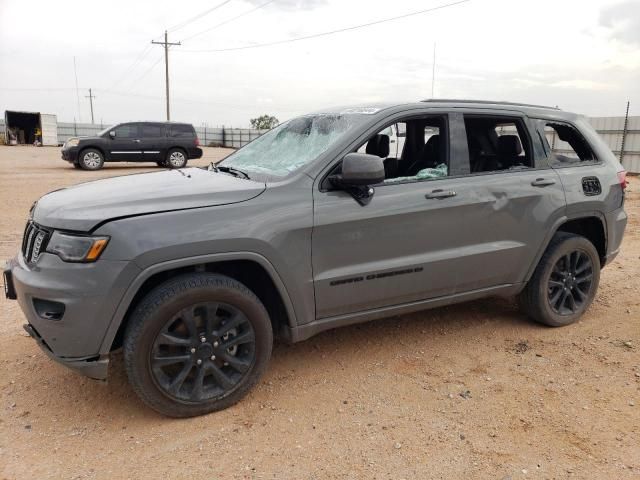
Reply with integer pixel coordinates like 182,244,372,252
209,163,250,179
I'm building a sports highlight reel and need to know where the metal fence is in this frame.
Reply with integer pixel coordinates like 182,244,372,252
55,123,269,148
1,116,639,172
194,126,268,148
0,119,268,149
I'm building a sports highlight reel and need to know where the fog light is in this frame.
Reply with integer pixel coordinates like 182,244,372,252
33,298,65,321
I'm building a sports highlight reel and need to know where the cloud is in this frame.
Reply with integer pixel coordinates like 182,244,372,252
599,0,640,45
245,0,327,10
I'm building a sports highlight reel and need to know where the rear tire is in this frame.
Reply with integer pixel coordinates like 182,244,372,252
519,232,600,327
166,148,187,169
79,148,104,170
123,273,273,417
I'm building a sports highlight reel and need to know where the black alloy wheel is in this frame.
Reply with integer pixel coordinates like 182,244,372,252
519,232,600,327
547,250,593,315
150,302,255,402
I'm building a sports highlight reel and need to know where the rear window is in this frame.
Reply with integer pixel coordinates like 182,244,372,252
170,124,195,138
464,116,533,172
141,124,164,137
537,121,597,164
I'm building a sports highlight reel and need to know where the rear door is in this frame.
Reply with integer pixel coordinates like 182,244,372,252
39,114,58,146
138,123,165,162
107,123,142,161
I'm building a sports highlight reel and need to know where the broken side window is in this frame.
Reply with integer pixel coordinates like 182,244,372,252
538,121,597,164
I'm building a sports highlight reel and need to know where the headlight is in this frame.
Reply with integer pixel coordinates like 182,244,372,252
46,231,109,262
65,138,80,147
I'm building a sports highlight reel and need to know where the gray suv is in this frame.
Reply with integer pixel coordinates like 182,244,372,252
4,100,628,417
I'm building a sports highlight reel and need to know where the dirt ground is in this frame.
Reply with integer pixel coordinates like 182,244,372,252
0,146,638,480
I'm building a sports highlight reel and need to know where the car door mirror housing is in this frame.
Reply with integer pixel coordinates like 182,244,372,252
109,130,116,138
339,153,385,186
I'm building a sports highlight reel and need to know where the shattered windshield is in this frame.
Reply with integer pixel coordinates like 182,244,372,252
220,114,364,178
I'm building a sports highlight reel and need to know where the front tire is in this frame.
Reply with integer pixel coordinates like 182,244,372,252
519,232,600,327
166,148,187,169
123,273,273,417
79,148,104,170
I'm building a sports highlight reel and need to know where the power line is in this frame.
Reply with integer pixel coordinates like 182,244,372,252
180,0,276,43
107,44,154,90
181,0,471,53
95,88,302,112
126,54,164,89
0,87,81,91
167,0,234,33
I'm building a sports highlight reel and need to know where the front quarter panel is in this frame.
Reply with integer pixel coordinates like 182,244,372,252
95,176,315,332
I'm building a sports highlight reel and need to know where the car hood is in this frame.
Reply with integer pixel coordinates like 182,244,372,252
33,168,266,231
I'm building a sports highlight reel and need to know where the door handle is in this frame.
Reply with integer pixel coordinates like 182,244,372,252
531,178,556,187
425,189,457,199
133,139,141,143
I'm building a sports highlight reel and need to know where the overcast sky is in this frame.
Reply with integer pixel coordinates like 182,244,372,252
1,0,638,126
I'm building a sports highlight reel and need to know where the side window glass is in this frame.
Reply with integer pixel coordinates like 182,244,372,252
464,116,533,173
170,125,195,138
540,121,596,164
354,117,448,184
141,124,163,137
114,124,138,138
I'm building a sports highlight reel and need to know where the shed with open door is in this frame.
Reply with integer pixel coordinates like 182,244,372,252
4,110,58,146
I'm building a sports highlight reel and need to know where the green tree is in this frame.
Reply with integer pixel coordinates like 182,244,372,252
250,114,279,130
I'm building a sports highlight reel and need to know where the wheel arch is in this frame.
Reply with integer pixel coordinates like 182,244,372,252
166,146,188,156
79,145,106,161
100,253,298,354
524,213,607,283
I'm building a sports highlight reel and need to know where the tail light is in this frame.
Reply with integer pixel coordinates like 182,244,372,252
195,136,200,147
617,170,627,192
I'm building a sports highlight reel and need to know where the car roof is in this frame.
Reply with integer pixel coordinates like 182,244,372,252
312,100,580,121
116,121,193,126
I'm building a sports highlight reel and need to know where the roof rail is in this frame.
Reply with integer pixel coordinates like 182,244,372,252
420,99,561,110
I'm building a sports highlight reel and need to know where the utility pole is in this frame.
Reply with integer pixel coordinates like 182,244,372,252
73,56,81,122
85,88,96,124
152,30,181,120
431,42,436,98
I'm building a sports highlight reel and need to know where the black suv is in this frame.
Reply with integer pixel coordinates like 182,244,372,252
61,122,203,170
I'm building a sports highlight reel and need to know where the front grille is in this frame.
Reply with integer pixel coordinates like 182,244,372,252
21,222,51,264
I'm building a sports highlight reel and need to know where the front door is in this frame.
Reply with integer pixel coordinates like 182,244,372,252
107,123,142,161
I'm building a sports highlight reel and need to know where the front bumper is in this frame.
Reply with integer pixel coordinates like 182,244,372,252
23,323,109,379
5,252,140,379
61,145,79,162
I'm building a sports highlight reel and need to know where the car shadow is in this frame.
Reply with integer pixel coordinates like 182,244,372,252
27,296,537,422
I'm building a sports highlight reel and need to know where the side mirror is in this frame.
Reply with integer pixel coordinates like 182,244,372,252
340,153,385,186
109,130,116,138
